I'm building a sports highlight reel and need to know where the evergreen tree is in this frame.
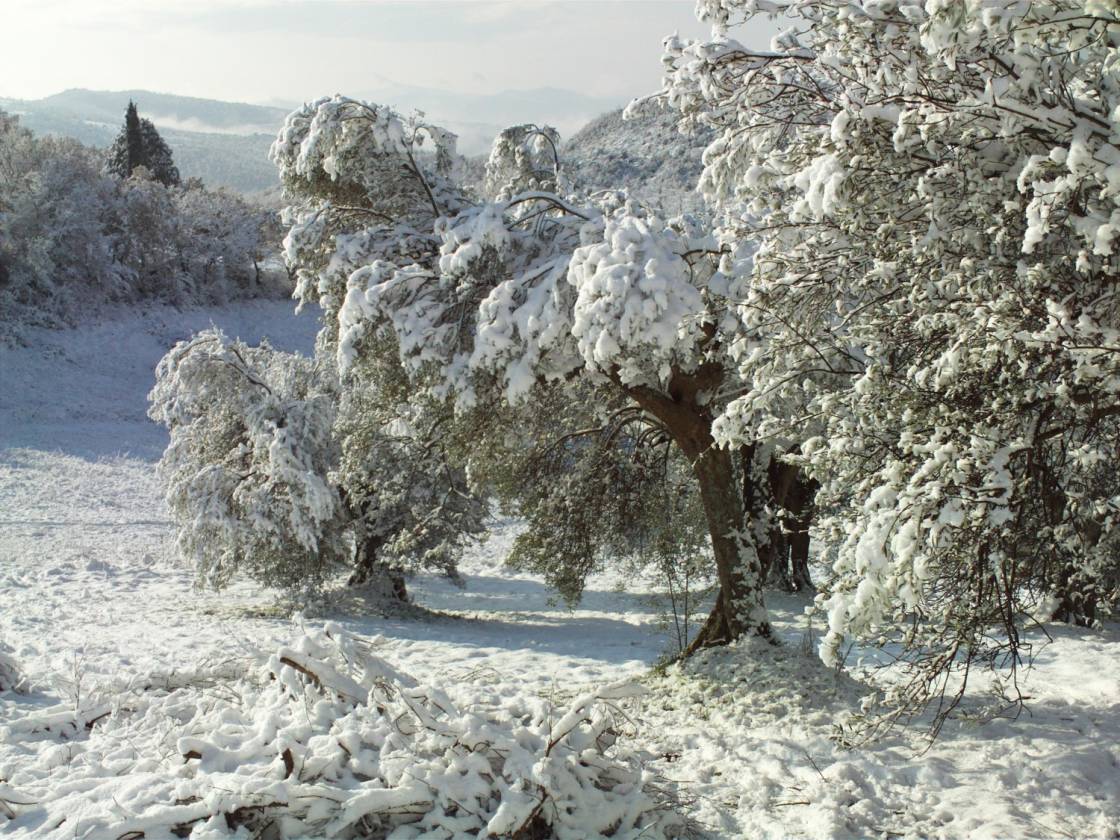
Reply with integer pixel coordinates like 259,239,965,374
104,101,180,187
125,101,143,175
138,118,180,187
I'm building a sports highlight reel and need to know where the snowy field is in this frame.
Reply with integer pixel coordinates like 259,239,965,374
1,303,1119,839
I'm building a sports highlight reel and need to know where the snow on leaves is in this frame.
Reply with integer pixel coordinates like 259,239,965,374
662,0,1120,707
149,329,348,592
568,206,710,387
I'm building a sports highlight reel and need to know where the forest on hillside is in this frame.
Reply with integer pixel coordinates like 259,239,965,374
0,104,284,341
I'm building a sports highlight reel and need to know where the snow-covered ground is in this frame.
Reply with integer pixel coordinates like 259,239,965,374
1,303,1118,839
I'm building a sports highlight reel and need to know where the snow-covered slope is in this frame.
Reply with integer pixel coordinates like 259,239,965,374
1,303,1118,838
563,100,714,214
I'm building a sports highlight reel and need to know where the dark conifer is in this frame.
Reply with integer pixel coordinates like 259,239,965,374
125,100,144,173
104,101,180,187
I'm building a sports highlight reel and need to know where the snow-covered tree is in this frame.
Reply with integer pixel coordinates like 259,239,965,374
172,181,270,300
150,331,350,594
149,328,483,599
0,124,129,328
0,111,279,337
661,0,1120,719
113,168,184,301
273,95,813,647
331,344,484,588
271,96,462,333
104,101,180,187
484,123,564,200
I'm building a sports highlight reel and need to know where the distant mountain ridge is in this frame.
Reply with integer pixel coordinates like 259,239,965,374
0,89,283,193
0,87,630,195
35,89,289,134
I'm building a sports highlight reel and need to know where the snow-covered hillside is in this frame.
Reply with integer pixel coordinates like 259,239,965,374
1,304,1118,838
563,100,714,214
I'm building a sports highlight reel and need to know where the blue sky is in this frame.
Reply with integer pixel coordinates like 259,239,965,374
1,1,779,106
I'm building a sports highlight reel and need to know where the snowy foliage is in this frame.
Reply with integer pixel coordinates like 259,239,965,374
149,327,483,596
0,111,280,339
661,0,1120,714
0,623,686,839
331,360,484,586
567,205,717,388
273,93,790,646
462,383,710,610
484,123,564,200
149,329,349,593
271,96,460,326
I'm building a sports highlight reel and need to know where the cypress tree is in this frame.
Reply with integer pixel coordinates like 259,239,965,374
125,101,144,173
104,101,180,187
139,118,180,187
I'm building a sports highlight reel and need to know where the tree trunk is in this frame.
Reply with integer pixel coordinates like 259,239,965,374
765,454,817,593
684,444,773,651
789,529,814,592
1051,566,1097,627
623,372,773,653
347,531,408,601
746,446,790,591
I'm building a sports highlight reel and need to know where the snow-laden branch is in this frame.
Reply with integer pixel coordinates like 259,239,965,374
0,624,689,839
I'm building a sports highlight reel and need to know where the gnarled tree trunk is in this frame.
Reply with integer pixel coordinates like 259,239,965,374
764,454,817,593
685,444,773,651
624,371,772,652
347,531,408,601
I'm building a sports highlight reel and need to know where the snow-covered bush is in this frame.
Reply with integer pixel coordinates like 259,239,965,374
661,0,1120,719
150,328,483,596
150,329,349,593
0,624,687,839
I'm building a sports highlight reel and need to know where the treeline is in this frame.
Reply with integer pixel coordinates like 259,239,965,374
0,110,285,340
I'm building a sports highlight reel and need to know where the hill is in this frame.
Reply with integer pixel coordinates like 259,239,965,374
0,86,630,195
0,89,283,193
562,99,714,214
